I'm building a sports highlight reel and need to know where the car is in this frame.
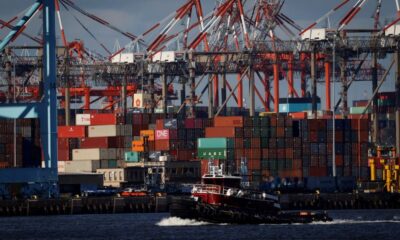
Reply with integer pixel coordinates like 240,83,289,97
120,187,148,197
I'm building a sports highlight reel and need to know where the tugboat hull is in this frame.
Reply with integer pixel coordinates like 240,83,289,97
169,196,332,224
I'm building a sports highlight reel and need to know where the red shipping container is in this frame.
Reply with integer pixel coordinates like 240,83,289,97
194,119,204,129
155,139,170,151
248,158,260,171
58,126,86,138
293,159,302,169
214,116,243,127
205,127,235,138
156,119,164,130
235,138,243,149
58,138,69,150
90,113,116,125
185,119,195,129
310,167,327,177
250,149,261,159
79,137,109,148
58,149,70,161
334,155,344,166
155,129,170,140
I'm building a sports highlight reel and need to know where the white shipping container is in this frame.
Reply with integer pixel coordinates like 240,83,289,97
151,51,176,62
65,160,100,173
133,93,151,108
58,161,66,173
301,28,327,41
72,148,104,160
111,53,135,63
385,24,400,36
88,125,117,137
76,114,91,125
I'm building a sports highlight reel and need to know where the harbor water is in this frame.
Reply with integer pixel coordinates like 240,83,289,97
1,210,400,239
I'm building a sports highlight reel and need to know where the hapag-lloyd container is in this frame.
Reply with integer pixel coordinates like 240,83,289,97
75,114,91,125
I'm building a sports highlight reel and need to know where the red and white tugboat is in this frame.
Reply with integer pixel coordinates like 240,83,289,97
170,163,332,224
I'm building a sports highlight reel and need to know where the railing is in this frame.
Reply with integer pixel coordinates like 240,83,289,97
192,184,222,194
192,184,279,202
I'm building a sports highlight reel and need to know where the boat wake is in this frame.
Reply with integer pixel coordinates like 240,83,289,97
311,219,400,225
156,217,210,226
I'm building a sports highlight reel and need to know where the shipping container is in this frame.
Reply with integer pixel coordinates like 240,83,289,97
58,126,86,138
214,116,243,127
90,113,118,125
197,138,233,149
64,160,100,172
205,127,235,138
88,125,117,137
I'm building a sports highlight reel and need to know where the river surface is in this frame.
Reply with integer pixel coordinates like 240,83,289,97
0,210,400,239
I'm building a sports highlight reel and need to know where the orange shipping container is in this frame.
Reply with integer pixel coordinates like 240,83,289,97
289,112,307,119
132,140,144,152
205,127,235,138
214,116,243,127
140,130,155,141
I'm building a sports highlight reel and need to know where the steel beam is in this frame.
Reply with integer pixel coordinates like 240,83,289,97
221,72,227,116
41,0,58,172
340,59,348,118
372,52,379,143
311,50,317,117
161,72,167,114
325,60,331,111
249,66,255,117
208,74,214,118
273,56,279,113
396,48,400,156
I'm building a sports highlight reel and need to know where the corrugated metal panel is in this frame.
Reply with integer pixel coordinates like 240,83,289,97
197,138,227,149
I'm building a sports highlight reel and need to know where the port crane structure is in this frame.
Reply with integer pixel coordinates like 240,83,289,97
0,0,400,192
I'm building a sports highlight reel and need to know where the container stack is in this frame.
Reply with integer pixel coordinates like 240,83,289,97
0,119,41,168
59,112,133,172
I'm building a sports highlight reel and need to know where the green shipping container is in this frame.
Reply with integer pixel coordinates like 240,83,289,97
197,148,227,159
350,107,370,114
198,138,229,149
125,151,140,162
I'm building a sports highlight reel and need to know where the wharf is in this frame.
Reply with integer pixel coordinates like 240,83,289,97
0,196,168,217
0,193,399,217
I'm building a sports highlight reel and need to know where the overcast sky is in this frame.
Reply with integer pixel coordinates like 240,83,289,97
1,0,399,109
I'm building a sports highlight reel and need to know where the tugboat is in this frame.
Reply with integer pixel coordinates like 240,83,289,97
170,163,332,224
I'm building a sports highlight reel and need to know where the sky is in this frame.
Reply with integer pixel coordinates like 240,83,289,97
1,0,399,111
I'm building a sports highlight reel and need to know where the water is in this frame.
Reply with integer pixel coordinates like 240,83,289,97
1,210,400,240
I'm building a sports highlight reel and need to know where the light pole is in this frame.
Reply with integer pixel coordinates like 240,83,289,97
332,35,336,177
